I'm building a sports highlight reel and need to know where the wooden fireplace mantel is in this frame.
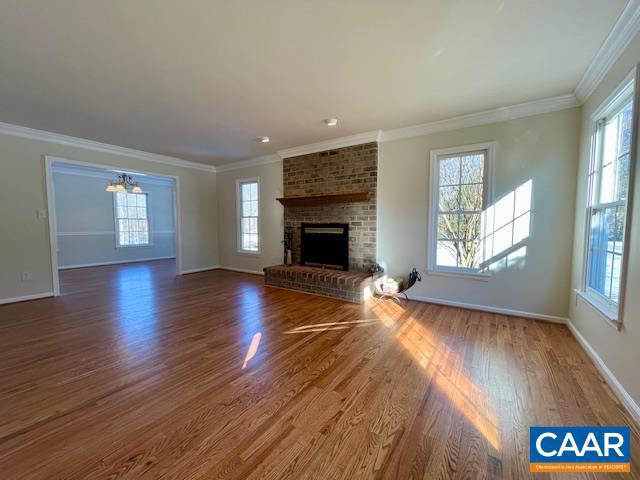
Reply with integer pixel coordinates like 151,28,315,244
276,191,372,207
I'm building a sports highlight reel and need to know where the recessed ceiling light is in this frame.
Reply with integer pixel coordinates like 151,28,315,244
256,136,270,143
325,118,338,126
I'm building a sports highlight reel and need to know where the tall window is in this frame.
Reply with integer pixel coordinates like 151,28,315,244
584,78,635,321
429,143,493,275
114,192,150,247
237,178,259,253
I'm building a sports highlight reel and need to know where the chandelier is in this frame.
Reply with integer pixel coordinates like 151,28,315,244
105,174,142,193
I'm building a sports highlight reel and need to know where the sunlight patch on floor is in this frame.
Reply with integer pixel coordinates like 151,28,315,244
242,332,262,369
372,300,501,450
283,319,378,334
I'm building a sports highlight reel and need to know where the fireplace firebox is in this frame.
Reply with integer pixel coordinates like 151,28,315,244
300,223,349,271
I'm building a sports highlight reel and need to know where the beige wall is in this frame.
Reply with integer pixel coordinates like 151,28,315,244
216,161,283,273
569,33,640,406
378,108,580,318
0,134,218,300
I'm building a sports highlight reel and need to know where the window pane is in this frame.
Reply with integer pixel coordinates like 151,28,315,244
601,116,619,204
439,157,460,186
439,186,459,212
620,103,633,154
459,214,481,243
250,182,258,200
458,239,480,268
461,154,484,184
616,152,630,201
611,254,622,302
140,232,149,244
437,214,459,240
241,218,250,235
436,241,458,267
249,217,258,234
249,200,258,217
460,184,483,211
242,183,252,201
137,194,146,207
588,209,607,295
242,201,251,216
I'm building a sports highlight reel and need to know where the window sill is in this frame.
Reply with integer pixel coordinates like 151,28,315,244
116,244,152,249
574,289,621,329
426,268,491,282
237,249,261,256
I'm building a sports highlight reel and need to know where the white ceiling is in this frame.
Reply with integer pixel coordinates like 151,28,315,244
0,0,628,166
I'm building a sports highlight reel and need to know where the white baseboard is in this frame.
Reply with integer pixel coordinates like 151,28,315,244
59,256,176,270
566,320,640,425
0,292,54,305
407,294,568,324
180,265,221,275
180,265,265,276
218,266,265,276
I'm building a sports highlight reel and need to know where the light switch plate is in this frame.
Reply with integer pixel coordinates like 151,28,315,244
36,209,47,219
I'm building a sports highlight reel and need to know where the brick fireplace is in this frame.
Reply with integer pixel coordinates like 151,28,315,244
263,142,379,302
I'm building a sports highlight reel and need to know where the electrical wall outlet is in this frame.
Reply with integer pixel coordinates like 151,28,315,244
20,271,32,282
36,209,47,220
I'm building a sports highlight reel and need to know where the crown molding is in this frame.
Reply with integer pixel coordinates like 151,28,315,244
277,130,381,158
574,0,640,103
0,121,216,173
52,163,176,186
380,94,579,142
214,154,282,173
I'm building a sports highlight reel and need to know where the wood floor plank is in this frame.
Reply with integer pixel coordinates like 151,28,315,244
0,259,638,479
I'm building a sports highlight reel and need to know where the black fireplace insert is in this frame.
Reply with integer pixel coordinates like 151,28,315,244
300,223,349,271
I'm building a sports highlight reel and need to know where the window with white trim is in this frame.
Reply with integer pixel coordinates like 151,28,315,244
584,78,635,320
237,178,259,253
114,192,150,247
429,144,493,275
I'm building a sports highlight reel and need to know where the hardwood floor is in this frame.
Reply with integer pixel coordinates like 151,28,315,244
0,259,638,479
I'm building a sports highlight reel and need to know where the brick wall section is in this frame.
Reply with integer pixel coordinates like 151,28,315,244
283,142,377,272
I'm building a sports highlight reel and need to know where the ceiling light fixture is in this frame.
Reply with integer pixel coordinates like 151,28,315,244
106,174,142,194
325,118,338,126
256,136,270,143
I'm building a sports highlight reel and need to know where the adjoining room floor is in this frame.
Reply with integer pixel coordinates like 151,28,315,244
0,260,638,479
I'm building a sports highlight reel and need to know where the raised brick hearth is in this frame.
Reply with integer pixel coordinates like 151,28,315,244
264,265,378,303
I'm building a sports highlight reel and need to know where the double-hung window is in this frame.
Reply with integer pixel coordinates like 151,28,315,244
114,192,150,247
237,178,260,253
583,77,636,322
429,143,494,276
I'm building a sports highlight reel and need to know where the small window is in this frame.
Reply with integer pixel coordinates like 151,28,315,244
114,192,150,247
429,143,494,276
583,77,635,321
237,178,259,253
